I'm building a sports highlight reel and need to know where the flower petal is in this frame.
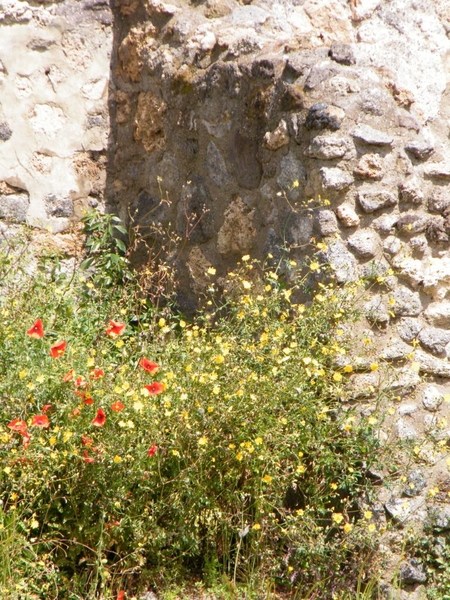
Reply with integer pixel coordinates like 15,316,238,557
31,414,50,428
139,358,159,374
144,382,165,396
26,319,44,339
92,408,106,427
50,341,67,358
106,320,126,338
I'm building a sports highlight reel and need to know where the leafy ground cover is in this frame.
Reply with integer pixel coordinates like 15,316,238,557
0,213,394,599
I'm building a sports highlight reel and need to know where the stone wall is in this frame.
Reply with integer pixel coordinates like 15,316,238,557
110,0,450,304
110,1,450,592
0,0,112,234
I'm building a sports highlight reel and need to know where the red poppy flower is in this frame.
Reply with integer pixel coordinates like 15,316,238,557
70,408,81,418
92,408,106,427
83,450,95,464
117,591,125,600
50,341,67,358
31,414,50,428
76,392,94,405
106,320,126,338
8,418,28,436
26,319,44,339
82,435,93,447
111,401,125,412
41,404,52,414
139,358,159,374
144,382,165,395
63,369,74,382
147,444,158,457
90,368,105,380
74,376,87,388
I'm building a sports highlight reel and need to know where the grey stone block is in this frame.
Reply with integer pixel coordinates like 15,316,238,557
418,327,450,356
45,194,74,218
389,286,422,317
304,103,341,131
306,134,352,160
315,208,339,236
405,140,434,160
357,189,397,213
0,122,12,141
398,560,427,586
402,470,427,497
352,124,393,146
0,192,29,222
328,42,355,65
319,167,354,191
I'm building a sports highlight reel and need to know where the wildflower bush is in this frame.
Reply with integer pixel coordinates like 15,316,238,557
0,214,392,599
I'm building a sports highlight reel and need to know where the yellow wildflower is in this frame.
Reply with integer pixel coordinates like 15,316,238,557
332,513,344,524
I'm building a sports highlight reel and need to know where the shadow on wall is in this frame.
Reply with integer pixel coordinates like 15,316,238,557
106,0,328,313
106,0,450,315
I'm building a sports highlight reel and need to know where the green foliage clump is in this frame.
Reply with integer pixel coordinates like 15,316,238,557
0,213,388,599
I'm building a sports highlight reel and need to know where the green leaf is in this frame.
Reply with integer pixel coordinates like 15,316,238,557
80,257,94,270
115,239,127,253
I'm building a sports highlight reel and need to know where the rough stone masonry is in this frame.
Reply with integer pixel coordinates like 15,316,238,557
4,0,450,595
0,0,112,235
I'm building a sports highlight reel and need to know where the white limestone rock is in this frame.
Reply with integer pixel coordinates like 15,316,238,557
263,120,290,150
335,203,360,227
306,135,353,160
320,239,359,283
421,385,444,412
319,167,354,191
347,228,382,259
424,301,450,327
396,419,419,440
414,349,450,378
383,235,402,256
398,404,418,416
